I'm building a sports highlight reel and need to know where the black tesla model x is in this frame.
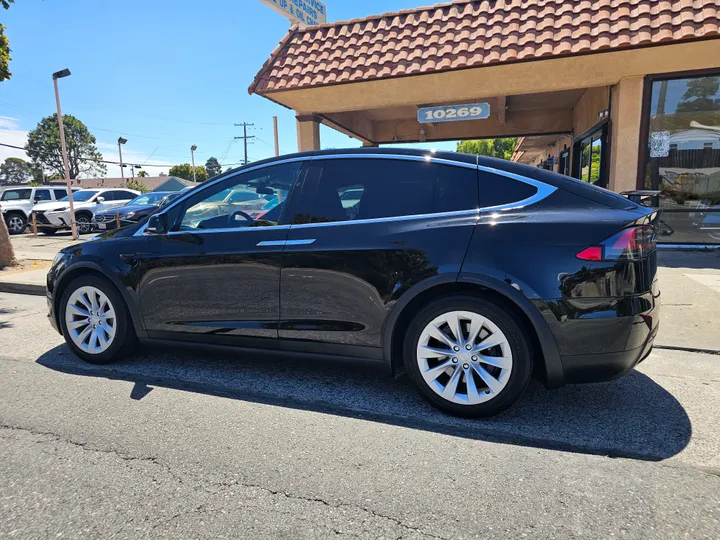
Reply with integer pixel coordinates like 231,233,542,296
46,148,660,417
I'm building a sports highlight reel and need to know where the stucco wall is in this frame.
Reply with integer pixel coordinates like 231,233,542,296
573,86,610,137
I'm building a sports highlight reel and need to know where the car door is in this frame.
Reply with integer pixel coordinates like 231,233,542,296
134,160,306,342
279,156,480,351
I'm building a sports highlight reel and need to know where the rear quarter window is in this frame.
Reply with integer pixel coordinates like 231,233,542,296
478,171,538,208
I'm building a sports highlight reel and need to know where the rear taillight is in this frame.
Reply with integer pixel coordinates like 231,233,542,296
577,225,656,261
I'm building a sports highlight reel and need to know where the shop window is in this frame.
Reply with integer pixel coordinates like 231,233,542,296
643,73,720,244
573,125,608,188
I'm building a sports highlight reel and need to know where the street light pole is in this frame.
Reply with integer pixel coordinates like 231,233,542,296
191,145,198,182
118,137,127,186
52,69,78,240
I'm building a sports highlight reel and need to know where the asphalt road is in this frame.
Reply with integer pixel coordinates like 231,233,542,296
1,292,719,539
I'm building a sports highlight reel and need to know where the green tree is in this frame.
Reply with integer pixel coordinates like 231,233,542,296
0,157,33,184
169,163,208,183
1,1,15,9
136,170,148,178
0,24,10,83
126,179,150,193
25,114,106,179
676,77,720,113
205,157,221,178
456,138,518,160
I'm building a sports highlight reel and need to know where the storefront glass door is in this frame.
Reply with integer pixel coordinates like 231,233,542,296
644,73,720,244
573,126,608,188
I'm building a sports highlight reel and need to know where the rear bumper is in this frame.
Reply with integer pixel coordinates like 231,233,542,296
560,324,658,383
539,282,660,385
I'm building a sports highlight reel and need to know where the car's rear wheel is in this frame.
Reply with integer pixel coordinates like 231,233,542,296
403,296,532,418
5,213,26,235
59,276,137,364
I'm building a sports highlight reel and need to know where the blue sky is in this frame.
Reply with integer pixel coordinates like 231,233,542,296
0,0,457,177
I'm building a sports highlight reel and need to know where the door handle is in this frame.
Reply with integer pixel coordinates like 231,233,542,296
256,239,316,247
285,239,316,246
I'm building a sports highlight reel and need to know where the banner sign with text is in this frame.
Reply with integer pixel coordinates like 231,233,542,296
418,103,491,124
259,0,327,26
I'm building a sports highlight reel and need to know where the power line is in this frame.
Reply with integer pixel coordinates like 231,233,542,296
0,141,176,168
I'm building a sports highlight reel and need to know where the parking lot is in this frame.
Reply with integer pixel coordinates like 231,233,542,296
1,255,720,538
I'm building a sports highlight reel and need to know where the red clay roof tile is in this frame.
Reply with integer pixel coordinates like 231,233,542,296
249,0,720,94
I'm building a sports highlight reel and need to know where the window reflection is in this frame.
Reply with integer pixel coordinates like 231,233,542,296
645,74,720,244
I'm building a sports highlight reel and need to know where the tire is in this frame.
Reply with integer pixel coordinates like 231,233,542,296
75,213,93,235
5,212,27,235
403,295,533,418
59,275,138,364
38,227,58,236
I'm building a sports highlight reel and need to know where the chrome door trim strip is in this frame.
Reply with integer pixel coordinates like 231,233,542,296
164,224,292,237
285,239,316,246
257,240,288,247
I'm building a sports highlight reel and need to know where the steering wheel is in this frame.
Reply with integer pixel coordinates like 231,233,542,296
229,210,255,226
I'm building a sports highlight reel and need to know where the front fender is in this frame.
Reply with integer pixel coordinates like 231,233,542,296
53,260,147,339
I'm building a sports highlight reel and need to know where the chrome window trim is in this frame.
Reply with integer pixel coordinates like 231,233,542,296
290,208,480,230
166,224,292,236
135,152,557,236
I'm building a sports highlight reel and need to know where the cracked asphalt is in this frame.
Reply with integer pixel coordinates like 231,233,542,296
1,292,720,539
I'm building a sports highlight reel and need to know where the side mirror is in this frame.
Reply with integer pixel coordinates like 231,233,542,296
96,196,105,203
34,197,42,203
145,214,168,235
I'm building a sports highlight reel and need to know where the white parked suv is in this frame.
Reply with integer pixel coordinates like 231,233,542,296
1,186,81,235
31,188,140,235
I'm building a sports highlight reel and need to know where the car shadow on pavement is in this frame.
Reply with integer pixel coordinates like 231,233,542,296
35,342,692,462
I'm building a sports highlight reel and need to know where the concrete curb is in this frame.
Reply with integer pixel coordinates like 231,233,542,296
0,282,46,296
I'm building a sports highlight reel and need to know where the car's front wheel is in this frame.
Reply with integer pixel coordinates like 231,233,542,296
59,276,137,364
5,213,26,235
75,214,93,234
404,296,532,418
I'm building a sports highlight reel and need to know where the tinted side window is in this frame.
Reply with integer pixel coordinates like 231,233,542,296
478,171,538,208
298,159,438,224
116,190,138,200
34,189,52,201
99,191,116,201
434,165,479,212
1,189,31,201
53,189,68,199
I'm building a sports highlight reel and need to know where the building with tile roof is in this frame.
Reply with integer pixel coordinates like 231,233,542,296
251,0,720,244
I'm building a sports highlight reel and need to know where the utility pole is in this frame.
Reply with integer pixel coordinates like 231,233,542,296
273,116,280,157
234,123,255,165
53,68,79,240
190,145,198,182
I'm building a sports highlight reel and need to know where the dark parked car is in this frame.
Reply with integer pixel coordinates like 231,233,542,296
92,191,184,230
46,149,660,417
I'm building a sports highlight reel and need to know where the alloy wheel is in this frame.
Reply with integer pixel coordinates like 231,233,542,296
64,286,117,354
416,310,513,405
76,216,91,234
7,216,25,233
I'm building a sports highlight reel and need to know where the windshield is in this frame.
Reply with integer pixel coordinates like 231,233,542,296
1,189,32,201
58,190,98,202
128,193,168,206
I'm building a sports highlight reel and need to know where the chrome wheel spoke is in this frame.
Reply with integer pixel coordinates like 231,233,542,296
422,359,455,384
477,355,512,370
441,365,463,399
69,303,91,317
473,334,505,352
446,312,465,347
471,363,504,395
68,319,89,331
426,324,456,349
465,368,481,404
418,345,453,359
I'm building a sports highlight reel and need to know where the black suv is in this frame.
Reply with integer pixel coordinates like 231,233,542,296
46,149,660,417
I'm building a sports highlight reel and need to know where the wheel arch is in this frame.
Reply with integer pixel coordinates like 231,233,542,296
53,262,146,339
5,208,28,219
382,274,564,388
